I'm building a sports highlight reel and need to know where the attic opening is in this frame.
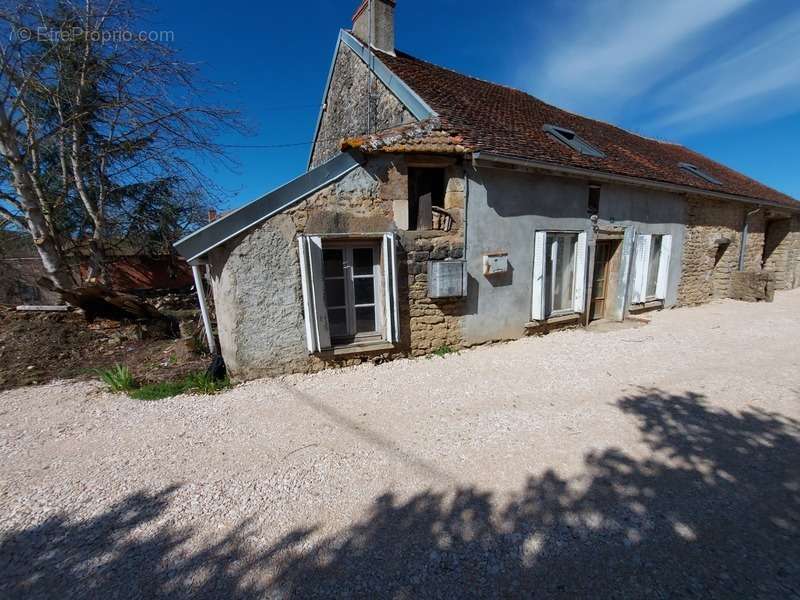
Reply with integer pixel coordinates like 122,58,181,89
543,124,605,158
679,162,721,185
407,167,445,230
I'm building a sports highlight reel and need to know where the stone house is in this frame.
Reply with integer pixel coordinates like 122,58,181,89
175,0,800,380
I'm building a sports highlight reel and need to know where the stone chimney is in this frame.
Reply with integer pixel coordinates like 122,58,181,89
352,0,395,55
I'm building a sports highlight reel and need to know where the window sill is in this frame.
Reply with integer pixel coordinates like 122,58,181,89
525,312,582,327
320,340,395,358
629,299,664,313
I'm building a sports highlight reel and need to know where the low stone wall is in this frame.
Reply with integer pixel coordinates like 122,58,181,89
730,271,775,302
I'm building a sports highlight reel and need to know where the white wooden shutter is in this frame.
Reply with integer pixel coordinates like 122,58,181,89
573,231,588,313
655,234,672,300
298,237,315,352
531,231,547,320
382,232,400,343
297,235,331,353
630,234,651,304
610,226,636,322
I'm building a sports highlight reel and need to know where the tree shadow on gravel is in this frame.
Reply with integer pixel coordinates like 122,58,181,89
2,389,799,599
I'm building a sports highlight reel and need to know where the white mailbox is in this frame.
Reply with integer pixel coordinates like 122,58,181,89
483,253,509,276
427,260,467,298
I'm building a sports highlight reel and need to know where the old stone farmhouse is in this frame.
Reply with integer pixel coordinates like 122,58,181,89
175,0,800,380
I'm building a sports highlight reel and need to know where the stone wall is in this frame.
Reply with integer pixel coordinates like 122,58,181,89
677,197,765,305
309,44,415,168
730,271,775,302
677,196,800,306
763,217,800,290
210,155,467,379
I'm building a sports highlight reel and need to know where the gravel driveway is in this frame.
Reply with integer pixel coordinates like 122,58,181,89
2,292,800,599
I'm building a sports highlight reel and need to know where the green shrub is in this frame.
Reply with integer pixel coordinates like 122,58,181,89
98,365,136,392
432,345,455,357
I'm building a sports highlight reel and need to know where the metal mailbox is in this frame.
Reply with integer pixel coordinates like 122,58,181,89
427,260,467,298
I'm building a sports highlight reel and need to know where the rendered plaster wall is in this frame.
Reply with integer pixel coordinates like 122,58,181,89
462,166,687,345
309,43,414,168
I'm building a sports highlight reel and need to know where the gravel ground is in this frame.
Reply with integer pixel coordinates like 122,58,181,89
2,292,800,599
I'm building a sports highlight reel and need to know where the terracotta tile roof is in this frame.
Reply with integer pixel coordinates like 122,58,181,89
376,49,798,208
341,118,471,154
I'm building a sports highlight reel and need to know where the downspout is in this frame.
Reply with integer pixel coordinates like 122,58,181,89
192,264,218,355
739,207,761,271
463,162,470,255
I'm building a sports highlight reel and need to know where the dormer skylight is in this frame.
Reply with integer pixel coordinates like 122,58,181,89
543,124,605,158
679,162,721,185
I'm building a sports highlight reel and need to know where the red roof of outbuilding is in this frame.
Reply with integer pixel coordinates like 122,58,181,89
375,48,798,208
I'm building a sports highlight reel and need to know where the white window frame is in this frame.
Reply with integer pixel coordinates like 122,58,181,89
531,230,588,320
631,233,672,304
322,242,383,343
299,233,399,353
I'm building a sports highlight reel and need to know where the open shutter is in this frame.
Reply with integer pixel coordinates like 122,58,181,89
297,236,331,353
610,226,636,322
531,231,547,320
630,234,651,304
655,234,672,300
573,231,588,313
382,232,400,343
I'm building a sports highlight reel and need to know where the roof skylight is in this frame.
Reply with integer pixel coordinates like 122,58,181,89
679,162,721,185
543,124,605,158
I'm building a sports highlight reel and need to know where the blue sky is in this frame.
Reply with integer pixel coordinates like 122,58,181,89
153,0,800,209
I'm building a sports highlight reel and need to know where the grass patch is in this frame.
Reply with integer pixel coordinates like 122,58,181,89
97,365,136,392
432,345,456,357
99,367,231,400
129,380,187,401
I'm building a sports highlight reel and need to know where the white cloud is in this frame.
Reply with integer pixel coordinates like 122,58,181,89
529,0,753,116
645,12,800,133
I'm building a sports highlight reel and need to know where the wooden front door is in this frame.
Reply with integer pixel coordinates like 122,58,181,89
590,241,613,321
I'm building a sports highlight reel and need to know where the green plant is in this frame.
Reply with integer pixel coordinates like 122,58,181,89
184,371,231,394
432,345,455,357
129,380,188,401
98,365,136,392
127,371,231,401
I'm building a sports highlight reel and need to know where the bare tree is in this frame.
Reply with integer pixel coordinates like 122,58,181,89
0,0,244,290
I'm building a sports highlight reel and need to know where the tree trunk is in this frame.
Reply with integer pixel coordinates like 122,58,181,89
9,160,75,290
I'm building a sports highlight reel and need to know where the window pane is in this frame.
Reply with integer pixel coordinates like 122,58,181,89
323,249,344,278
328,308,347,338
647,235,662,298
352,248,374,276
354,277,375,305
355,306,376,333
548,233,577,313
324,278,345,307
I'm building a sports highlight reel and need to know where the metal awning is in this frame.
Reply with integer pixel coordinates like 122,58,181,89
174,152,363,262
